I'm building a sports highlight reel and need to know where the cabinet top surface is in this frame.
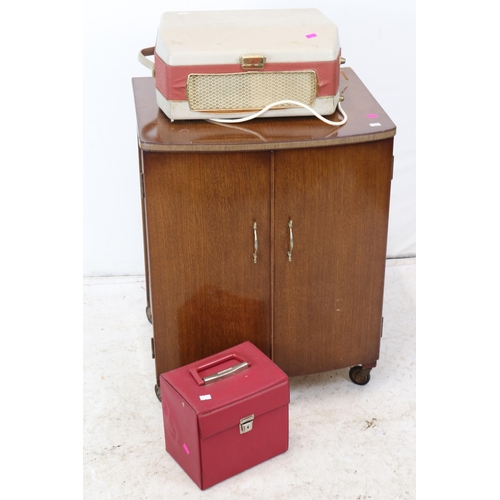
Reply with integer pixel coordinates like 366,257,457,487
132,67,396,152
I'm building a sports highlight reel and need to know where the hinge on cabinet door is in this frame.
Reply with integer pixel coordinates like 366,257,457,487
151,337,155,359
140,173,145,199
380,317,384,337
391,157,394,180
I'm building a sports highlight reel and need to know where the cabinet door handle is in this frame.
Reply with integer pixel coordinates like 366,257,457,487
253,222,258,264
287,220,294,262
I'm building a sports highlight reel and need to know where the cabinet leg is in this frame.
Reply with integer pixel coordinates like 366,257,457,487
155,383,161,402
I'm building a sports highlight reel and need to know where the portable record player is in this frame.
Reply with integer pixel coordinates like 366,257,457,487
139,9,345,122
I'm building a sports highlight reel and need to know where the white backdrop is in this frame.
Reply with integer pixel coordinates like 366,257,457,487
83,0,416,277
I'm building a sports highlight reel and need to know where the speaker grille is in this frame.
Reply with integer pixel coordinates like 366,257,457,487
186,71,318,112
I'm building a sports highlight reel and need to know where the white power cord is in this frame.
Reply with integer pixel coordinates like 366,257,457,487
208,99,347,126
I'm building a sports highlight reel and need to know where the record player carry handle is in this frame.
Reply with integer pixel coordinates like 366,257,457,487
138,47,155,77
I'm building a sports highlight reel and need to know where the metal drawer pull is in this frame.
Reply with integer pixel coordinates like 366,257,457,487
288,220,294,262
253,222,258,263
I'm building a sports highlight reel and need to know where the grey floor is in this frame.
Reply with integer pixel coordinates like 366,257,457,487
83,258,415,499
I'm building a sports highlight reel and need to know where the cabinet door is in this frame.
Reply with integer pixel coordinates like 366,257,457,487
273,141,393,376
144,151,271,376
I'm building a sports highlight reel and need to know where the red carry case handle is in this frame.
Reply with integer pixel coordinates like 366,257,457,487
189,354,250,386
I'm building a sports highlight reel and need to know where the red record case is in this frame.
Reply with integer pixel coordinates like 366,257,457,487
160,341,289,489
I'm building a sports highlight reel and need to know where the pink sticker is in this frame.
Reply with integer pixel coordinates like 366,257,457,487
366,113,378,118
183,443,190,455
305,33,317,39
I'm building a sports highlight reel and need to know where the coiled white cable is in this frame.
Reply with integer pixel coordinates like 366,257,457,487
208,99,347,126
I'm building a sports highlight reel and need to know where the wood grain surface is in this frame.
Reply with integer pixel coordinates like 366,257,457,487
133,67,395,378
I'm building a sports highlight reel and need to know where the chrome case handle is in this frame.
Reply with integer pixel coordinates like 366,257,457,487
202,362,249,385
287,220,294,262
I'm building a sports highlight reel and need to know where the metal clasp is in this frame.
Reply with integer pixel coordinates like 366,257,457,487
240,55,266,70
239,414,254,434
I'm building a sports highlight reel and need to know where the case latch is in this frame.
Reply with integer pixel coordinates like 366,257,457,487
240,55,266,70
239,414,254,434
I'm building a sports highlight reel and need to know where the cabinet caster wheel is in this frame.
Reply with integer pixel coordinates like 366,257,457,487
349,366,371,385
155,383,162,402
146,306,153,324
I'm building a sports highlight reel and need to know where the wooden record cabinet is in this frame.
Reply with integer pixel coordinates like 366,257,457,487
132,68,396,393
